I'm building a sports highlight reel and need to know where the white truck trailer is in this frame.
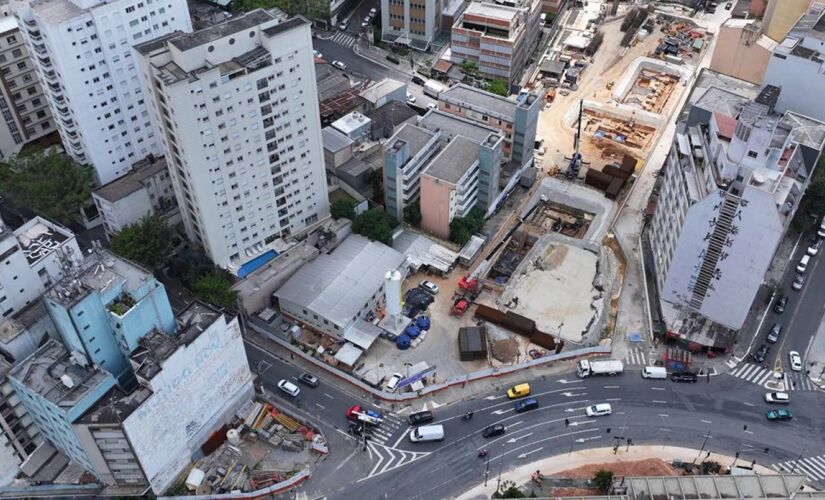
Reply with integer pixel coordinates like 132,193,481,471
577,359,624,378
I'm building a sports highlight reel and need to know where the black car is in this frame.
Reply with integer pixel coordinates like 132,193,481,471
412,75,426,86
298,373,320,387
773,295,788,314
754,344,770,363
671,372,698,383
767,323,782,343
348,422,371,437
482,424,506,438
408,410,434,426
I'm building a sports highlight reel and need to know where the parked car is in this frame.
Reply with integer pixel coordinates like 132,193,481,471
411,75,426,85
766,409,793,421
670,372,698,383
419,280,439,295
427,103,437,110
385,373,403,392
369,7,377,16
765,392,790,404
313,49,322,59
754,344,770,363
789,351,803,371
361,19,370,28
773,295,788,314
585,403,612,417
406,92,417,103
793,274,805,291
298,373,319,387
408,410,434,426
386,54,400,64
339,20,349,30
767,323,782,343
797,254,811,273
725,2,732,9
482,424,506,438
808,238,823,256
818,218,825,238
277,379,300,397
332,60,347,70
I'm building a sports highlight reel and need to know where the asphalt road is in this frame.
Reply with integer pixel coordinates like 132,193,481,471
245,341,825,499
749,228,825,372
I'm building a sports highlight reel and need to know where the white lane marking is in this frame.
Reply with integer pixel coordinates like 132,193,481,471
517,447,543,458
650,387,666,391
658,414,669,417
743,402,755,407
603,385,620,389
507,420,524,429
605,398,622,402
651,400,667,404
701,419,712,424
659,428,671,432
392,428,410,448
324,393,334,399
315,403,326,410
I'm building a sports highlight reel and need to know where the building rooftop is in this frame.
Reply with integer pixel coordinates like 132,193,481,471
48,249,154,309
462,1,519,24
274,235,405,330
0,301,51,346
359,78,406,105
129,301,221,381
75,386,152,425
423,136,480,184
0,14,18,34
419,109,501,144
387,123,438,158
439,83,519,119
8,339,114,408
366,100,418,136
169,9,276,51
93,156,168,203
788,2,825,42
782,111,825,151
322,126,354,153
13,217,73,266
30,0,85,25
693,86,754,118
331,111,372,136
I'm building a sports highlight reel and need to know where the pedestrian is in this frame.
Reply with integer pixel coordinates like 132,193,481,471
290,353,294,360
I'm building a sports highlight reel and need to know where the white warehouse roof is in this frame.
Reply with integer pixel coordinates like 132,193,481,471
274,235,405,329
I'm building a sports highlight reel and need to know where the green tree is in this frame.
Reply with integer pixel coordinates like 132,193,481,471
168,246,214,288
192,272,238,310
111,216,172,268
459,60,478,75
450,207,486,245
403,201,421,227
794,154,825,232
487,80,509,97
0,151,93,225
352,208,394,245
492,480,526,498
592,469,614,493
330,199,356,220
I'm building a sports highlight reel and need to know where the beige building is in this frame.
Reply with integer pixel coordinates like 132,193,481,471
0,15,54,159
763,0,816,41
381,0,443,50
709,20,776,85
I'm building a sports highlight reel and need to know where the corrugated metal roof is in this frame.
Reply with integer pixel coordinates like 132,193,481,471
274,235,405,328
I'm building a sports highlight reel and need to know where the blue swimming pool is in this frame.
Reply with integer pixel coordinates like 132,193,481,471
237,250,279,278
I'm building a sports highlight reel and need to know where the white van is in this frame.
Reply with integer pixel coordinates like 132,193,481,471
797,254,811,274
409,424,444,442
641,366,667,379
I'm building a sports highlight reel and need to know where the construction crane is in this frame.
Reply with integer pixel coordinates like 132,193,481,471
565,100,590,179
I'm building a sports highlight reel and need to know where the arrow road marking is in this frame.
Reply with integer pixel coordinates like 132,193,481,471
517,448,543,458
506,433,533,443
569,420,595,427
492,408,515,415
561,392,586,397
507,420,524,429
556,379,580,384
485,395,507,400
575,435,601,443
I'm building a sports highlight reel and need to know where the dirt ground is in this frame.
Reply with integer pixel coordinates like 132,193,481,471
551,457,682,479
537,17,671,173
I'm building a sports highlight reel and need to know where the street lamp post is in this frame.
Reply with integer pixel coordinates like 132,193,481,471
692,429,712,466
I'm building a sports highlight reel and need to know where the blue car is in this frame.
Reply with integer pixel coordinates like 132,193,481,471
514,397,539,413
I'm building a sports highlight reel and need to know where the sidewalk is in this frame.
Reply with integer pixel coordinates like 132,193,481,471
457,445,777,500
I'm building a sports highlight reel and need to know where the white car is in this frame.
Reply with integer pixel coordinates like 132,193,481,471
339,20,349,30
419,280,439,295
385,372,403,392
406,92,416,103
427,103,437,110
764,392,790,404
789,351,803,371
585,403,612,417
369,7,377,16
277,379,301,397
808,238,822,256
332,60,347,71
362,19,369,28
792,274,805,291
313,49,322,59
818,219,825,238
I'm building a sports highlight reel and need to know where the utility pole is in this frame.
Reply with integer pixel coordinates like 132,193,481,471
496,455,503,494
692,430,711,466
790,447,806,473
484,455,490,487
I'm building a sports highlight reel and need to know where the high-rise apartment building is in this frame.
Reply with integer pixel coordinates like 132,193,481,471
762,0,816,42
0,15,55,158
10,0,192,184
136,11,330,269
648,83,825,349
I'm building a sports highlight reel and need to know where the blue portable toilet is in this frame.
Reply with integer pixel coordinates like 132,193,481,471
416,316,431,331
396,334,411,350
404,325,421,339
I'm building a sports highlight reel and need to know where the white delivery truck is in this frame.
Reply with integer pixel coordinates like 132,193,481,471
409,424,445,442
641,366,667,379
577,359,624,378
423,79,447,98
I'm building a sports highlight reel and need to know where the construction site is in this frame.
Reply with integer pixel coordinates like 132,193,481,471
169,399,325,496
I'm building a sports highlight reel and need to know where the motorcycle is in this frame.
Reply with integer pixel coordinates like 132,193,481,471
462,412,474,421
478,449,488,458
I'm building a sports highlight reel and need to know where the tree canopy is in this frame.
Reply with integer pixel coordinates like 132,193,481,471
492,480,527,498
403,201,421,227
192,272,238,310
487,80,509,97
352,207,394,245
792,154,825,231
330,199,356,220
0,151,93,225
111,216,172,268
592,469,614,493
450,207,485,245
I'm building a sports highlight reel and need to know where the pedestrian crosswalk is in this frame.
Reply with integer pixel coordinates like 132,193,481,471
728,363,818,390
625,346,650,366
771,455,825,483
330,32,357,48
369,413,405,445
